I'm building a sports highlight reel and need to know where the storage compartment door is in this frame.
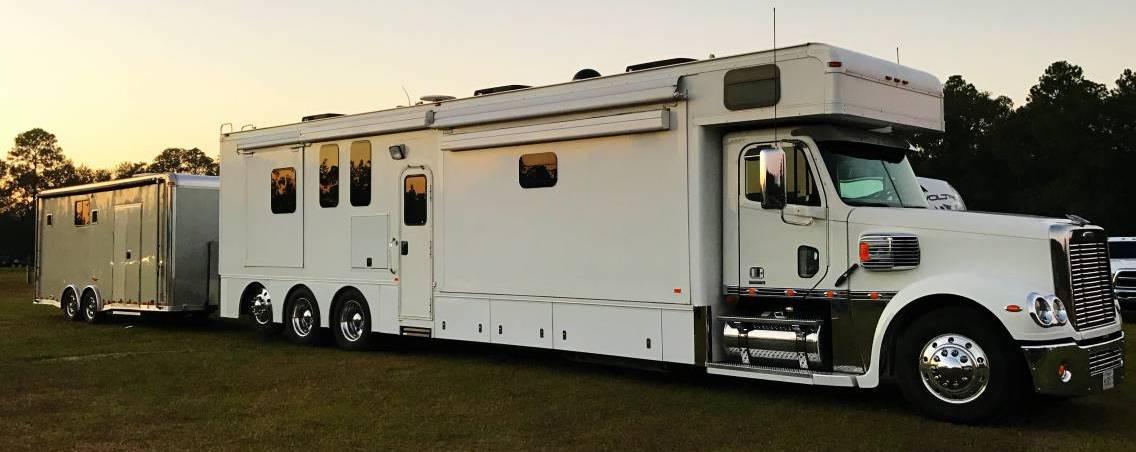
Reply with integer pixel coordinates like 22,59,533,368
244,148,304,267
112,204,142,303
552,304,662,360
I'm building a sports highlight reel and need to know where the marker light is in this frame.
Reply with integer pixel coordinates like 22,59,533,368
827,61,843,68
1005,305,1022,313
859,242,871,262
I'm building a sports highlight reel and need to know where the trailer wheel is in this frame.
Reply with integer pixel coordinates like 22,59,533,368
243,284,282,336
62,290,81,322
332,291,374,351
81,290,104,324
895,306,1025,423
285,287,323,346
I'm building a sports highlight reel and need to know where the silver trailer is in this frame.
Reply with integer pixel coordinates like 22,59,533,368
33,173,220,322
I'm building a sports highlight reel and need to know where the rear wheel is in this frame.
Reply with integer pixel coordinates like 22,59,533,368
81,291,104,324
61,290,81,322
244,284,282,336
895,306,1026,423
332,292,374,351
285,288,323,346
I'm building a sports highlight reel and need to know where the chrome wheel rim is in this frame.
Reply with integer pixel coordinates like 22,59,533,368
84,296,96,319
918,333,990,404
290,298,315,337
251,288,273,326
64,294,78,318
338,299,367,342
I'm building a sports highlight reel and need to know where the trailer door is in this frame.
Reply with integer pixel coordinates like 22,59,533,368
399,169,433,320
112,204,142,303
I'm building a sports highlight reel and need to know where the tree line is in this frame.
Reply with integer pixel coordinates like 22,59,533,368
0,129,218,260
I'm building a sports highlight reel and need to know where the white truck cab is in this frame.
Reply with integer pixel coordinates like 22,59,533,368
217,43,1123,423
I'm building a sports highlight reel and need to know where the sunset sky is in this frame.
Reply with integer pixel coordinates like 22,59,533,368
1,0,1133,168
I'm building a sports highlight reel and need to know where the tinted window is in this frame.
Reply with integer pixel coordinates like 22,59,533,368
318,144,339,208
743,146,770,202
519,152,557,189
1111,241,1136,259
724,65,780,110
73,199,91,226
271,167,297,214
404,175,428,226
350,141,372,206
743,144,820,206
819,141,926,208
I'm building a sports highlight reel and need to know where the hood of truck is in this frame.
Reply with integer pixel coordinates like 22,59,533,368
846,208,1072,240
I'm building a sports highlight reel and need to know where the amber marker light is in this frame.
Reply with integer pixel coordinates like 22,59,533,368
859,242,871,262
1005,305,1023,312
869,292,880,301
785,289,797,297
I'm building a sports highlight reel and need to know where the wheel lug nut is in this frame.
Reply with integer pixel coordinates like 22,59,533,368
951,350,959,357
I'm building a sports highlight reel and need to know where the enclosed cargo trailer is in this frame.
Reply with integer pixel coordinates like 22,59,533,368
34,173,220,321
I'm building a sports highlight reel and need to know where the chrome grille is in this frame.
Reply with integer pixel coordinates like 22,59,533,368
1115,270,1136,290
1088,347,1124,376
859,233,920,271
1068,240,1117,330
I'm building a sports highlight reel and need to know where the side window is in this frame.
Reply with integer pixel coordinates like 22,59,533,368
270,167,297,214
743,144,821,206
73,199,91,226
46,214,53,226
403,175,428,226
519,152,557,189
318,144,339,208
784,146,821,206
350,141,372,206
91,210,99,224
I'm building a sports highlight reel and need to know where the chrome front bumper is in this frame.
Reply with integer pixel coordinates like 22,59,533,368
1021,332,1125,397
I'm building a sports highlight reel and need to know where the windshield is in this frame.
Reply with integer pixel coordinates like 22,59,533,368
818,141,927,208
1110,241,1136,259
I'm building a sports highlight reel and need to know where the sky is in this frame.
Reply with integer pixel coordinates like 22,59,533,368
1,0,1133,168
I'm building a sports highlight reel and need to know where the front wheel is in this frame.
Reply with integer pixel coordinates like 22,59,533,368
895,306,1027,423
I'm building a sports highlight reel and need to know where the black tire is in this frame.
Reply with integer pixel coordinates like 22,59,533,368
81,291,104,324
243,284,283,336
61,290,82,322
332,290,375,351
895,306,1027,423
284,287,324,346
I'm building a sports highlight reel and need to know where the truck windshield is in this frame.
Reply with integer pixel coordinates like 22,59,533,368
818,141,927,208
1110,241,1136,259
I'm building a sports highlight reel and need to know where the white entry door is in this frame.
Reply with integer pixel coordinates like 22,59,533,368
399,168,433,319
112,204,142,303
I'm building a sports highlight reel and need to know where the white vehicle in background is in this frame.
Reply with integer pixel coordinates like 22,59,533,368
217,43,1123,423
1111,237,1136,310
918,177,966,210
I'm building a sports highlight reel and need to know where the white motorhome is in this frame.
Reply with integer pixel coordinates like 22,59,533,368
917,176,966,210
34,174,220,321
218,43,1124,422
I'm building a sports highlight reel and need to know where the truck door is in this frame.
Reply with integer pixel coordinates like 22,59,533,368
398,168,433,320
112,204,142,303
736,140,829,292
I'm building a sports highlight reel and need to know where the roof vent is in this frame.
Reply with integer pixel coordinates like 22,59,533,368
625,57,696,72
420,95,456,103
572,69,601,81
301,113,343,122
474,84,531,96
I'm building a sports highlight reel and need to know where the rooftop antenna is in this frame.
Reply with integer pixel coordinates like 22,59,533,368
401,85,412,107
896,46,900,64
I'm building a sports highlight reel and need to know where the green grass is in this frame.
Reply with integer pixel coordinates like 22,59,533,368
1,272,1133,451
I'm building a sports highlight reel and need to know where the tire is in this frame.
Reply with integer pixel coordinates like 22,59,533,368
61,290,81,322
895,306,1026,423
285,287,323,346
332,291,375,351
244,284,283,336
81,291,104,324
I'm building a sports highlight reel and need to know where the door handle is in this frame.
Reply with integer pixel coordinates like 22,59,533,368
783,205,826,225
400,241,409,256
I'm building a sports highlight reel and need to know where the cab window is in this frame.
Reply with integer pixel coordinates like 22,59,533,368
744,144,821,206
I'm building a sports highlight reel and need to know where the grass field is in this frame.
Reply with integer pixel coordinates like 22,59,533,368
1,272,1134,451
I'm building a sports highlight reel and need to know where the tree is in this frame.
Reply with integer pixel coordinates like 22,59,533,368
1,128,73,217
148,147,218,175
112,161,149,179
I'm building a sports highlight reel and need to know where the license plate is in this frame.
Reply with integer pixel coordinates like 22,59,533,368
1103,369,1115,390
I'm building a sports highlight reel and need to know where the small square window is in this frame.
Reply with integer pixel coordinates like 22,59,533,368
270,167,297,214
519,152,557,189
74,199,91,226
46,214,53,226
91,210,99,224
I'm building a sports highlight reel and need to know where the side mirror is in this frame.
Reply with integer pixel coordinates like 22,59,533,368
760,147,786,210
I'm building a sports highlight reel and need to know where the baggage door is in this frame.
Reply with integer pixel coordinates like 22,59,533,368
398,169,433,319
112,204,142,303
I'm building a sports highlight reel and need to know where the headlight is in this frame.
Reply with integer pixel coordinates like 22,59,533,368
1029,293,1055,327
1049,296,1068,326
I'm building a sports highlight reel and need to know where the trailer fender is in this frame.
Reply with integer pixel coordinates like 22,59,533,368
51,285,80,309
854,272,1070,389
80,285,104,312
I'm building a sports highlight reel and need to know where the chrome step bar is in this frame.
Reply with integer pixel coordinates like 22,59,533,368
706,362,858,387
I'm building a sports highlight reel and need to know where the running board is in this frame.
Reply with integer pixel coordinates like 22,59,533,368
706,362,858,387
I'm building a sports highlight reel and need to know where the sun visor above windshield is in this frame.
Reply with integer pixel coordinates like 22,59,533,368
791,125,910,150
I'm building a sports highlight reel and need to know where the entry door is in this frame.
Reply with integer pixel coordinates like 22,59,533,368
736,141,830,291
112,204,142,303
399,169,433,319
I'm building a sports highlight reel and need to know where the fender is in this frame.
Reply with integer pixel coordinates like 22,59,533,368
47,284,81,308
854,272,1069,388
